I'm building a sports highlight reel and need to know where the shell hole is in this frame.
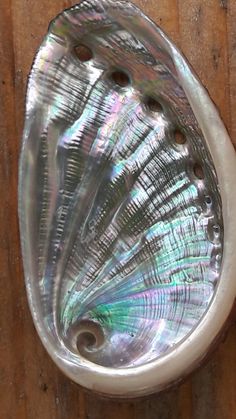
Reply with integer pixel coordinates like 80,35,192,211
193,162,205,180
110,70,131,87
205,195,212,205
75,44,93,62
144,96,163,113
213,224,220,234
174,129,186,144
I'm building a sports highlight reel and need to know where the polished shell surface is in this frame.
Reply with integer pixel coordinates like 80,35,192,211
19,0,224,392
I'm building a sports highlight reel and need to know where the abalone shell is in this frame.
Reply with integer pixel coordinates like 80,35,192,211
19,0,236,397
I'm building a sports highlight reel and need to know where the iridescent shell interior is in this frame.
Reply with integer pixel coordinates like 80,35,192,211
19,0,223,370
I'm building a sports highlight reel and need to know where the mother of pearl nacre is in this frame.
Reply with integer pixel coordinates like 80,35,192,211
19,0,236,397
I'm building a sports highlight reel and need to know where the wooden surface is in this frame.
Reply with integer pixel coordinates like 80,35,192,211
0,0,236,418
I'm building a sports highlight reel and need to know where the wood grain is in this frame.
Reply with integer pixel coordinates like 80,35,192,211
0,1,236,418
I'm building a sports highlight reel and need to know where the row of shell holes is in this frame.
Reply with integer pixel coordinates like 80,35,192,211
75,44,205,182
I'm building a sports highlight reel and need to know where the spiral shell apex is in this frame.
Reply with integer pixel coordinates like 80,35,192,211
19,0,236,398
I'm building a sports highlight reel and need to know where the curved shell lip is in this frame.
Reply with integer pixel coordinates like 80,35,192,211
19,0,236,398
